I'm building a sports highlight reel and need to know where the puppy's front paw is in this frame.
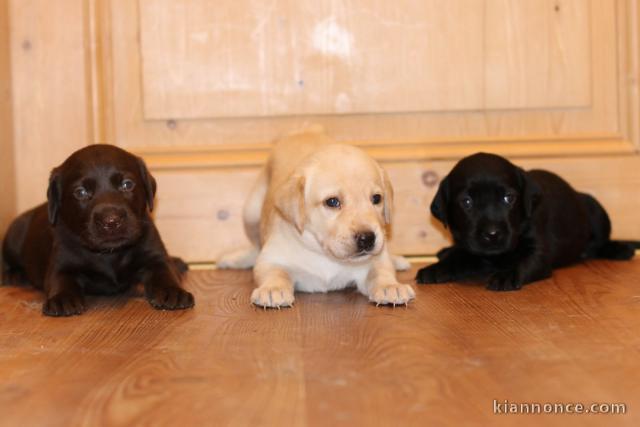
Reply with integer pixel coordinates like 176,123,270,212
43,292,86,317
370,283,415,306
487,270,523,291
251,286,295,309
147,286,195,310
415,263,454,284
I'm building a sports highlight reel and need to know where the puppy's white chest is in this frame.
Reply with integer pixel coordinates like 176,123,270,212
260,230,371,293
289,260,369,293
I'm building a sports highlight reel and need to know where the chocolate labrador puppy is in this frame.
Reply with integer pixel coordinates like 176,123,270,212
2,145,194,316
416,152,636,291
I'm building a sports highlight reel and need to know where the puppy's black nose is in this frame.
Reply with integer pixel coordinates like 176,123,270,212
94,207,127,232
355,231,376,252
481,226,502,243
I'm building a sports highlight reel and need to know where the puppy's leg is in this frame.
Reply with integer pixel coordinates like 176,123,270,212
144,262,195,310
170,256,189,277
251,262,295,308
363,251,415,306
43,272,86,316
391,254,411,271
436,246,454,260
487,250,551,291
2,211,31,286
243,168,268,248
217,246,259,270
416,247,485,284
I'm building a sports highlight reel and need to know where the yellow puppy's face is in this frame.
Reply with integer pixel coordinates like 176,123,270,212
276,145,393,262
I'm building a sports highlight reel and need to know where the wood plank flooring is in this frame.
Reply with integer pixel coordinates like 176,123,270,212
1,260,639,426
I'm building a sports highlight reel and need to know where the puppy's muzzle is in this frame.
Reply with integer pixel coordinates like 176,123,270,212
355,231,376,253
93,206,128,234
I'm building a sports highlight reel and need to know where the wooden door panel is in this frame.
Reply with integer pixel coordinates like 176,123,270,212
139,0,592,118
139,0,485,118
485,0,591,109
110,0,621,153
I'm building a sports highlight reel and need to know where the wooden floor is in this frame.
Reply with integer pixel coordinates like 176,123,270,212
1,260,639,427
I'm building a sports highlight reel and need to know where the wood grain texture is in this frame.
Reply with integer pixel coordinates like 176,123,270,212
108,0,621,150
485,0,590,109
138,0,485,118
8,0,89,211
138,0,592,118
0,0,16,235
1,260,639,426
618,0,640,149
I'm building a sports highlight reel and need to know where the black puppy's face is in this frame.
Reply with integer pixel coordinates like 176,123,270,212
47,145,156,252
432,153,539,256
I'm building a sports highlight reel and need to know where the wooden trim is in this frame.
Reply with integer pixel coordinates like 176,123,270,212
87,0,115,145
0,0,16,235
623,0,640,149
138,138,635,170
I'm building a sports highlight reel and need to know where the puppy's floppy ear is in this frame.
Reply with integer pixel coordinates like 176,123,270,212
380,166,394,225
430,175,450,228
47,169,62,225
274,175,306,234
136,156,157,212
517,168,541,218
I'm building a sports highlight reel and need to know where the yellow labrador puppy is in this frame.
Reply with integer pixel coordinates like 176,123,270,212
218,129,414,308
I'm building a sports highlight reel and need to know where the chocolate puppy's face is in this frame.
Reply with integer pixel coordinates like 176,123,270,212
431,153,540,256
47,145,156,251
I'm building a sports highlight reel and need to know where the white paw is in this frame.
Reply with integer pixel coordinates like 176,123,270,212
217,247,259,270
369,283,415,306
391,254,411,271
251,286,295,309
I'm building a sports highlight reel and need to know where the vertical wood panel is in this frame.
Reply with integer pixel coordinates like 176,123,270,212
620,0,640,148
109,0,620,151
485,0,591,109
9,0,90,211
0,0,16,235
138,0,485,119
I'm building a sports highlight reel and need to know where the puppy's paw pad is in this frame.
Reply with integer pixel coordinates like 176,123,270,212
148,287,195,310
487,271,523,292
251,287,295,309
415,264,452,284
370,283,415,306
43,292,86,317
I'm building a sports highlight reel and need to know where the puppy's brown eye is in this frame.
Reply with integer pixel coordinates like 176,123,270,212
461,196,473,210
120,179,135,192
371,194,382,205
503,193,516,205
73,187,90,200
324,197,341,209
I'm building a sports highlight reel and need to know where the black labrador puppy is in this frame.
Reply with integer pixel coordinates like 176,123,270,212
416,152,636,291
2,145,194,315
